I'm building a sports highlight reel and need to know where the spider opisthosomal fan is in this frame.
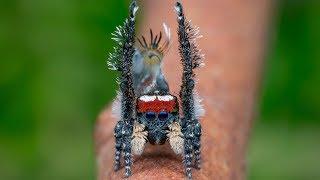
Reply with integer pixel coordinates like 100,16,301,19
107,0,204,179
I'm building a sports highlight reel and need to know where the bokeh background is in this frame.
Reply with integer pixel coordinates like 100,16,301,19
0,0,319,179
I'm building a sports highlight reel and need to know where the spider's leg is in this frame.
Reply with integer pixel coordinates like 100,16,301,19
114,121,124,171
131,122,148,156
167,121,184,155
193,122,202,169
123,123,134,176
121,1,138,177
175,1,204,178
109,0,139,177
184,123,194,179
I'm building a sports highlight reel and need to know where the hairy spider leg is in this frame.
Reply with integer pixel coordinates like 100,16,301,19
112,0,138,177
175,1,204,179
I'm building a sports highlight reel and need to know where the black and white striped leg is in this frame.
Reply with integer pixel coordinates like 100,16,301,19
193,122,202,169
184,137,193,179
182,120,202,179
114,143,122,171
113,121,133,176
175,0,204,178
193,138,201,169
123,124,133,177
114,121,124,171
110,0,137,177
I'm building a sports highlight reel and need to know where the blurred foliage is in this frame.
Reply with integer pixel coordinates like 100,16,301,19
0,0,319,180
249,0,320,179
260,0,320,126
0,0,127,179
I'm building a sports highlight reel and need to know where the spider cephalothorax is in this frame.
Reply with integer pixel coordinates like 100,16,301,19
107,1,204,179
136,94,179,144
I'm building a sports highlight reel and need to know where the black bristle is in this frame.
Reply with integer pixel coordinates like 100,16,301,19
156,31,162,46
142,35,148,48
150,29,154,45
137,37,146,48
153,35,158,47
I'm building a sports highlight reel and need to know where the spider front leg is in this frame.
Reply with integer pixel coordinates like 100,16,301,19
167,121,184,155
131,122,148,156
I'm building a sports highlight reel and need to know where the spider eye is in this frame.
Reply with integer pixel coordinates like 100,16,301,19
146,111,156,120
158,111,168,121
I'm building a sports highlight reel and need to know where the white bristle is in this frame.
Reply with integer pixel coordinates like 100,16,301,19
139,95,157,102
163,23,171,42
193,92,205,119
157,95,174,101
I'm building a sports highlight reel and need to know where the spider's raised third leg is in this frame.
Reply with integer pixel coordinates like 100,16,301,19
175,1,205,178
108,0,139,177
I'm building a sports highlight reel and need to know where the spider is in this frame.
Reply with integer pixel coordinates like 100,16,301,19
107,1,204,179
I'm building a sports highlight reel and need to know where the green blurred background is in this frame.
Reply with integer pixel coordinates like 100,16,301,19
0,0,319,179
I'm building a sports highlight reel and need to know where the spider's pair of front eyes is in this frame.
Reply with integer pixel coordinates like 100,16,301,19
145,111,169,121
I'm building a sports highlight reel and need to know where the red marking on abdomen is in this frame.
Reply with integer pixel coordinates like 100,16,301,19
137,98,177,113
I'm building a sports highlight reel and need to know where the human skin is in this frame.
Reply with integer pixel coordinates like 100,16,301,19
95,0,273,179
